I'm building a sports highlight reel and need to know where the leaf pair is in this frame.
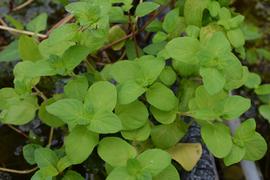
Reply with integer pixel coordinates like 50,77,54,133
98,137,178,180
224,119,267,165
47,81,122,134
189,86,250,121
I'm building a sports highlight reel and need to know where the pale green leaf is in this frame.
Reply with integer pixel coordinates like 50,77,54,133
116,100,148,130
135,2,160,17
201,123,232,158
65,126,99,164
27,13,48,33
98,137,137,166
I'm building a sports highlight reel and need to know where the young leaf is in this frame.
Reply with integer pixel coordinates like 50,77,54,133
108,25,127,50
259,105,270,122
117,81,145,105
201,123,232,158
222,96,251,120
107,167,136,180
255,84,270,95
223,144,245,166
64,76,89,101
98,137,137,166
166,37,200,64
18,35,42,62
121,122,151,141
39,97,65,128
115,100,148,130
88,111,122,134
46,98,86,125
34,148,59,176
23,144,42,165
150,106,177,124
0,40,19,62
26,13,48,33
62,170,84,180
184,0,208,27
244,72,261,89
85,81,117,112
168,143,202,171
227,28,245,48
200,67,225,95
152,165,180,180
151,121,187,149
159,66,177,86
146,82,178,111
137,55,165,85
65,126,99,164
135,2,160,17
136,149,171,176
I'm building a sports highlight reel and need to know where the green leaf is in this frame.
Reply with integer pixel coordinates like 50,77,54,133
109,7,128,23
153,165,180,180
46,99,86,125
150,106,177,124
115,100,148,130
222,96,251,120
143,42,167,56
159,66,177,86
88,111,122,134
135,2,160,17
57,156,72,172
259,105,270,122
19,35,42,62
255,84,270,95
39,97,65,128
23,144,42,165
227,28,245,48
200,67,225,95
1,96,38,125
85,81,117,112
4,15,24,30
244,72,261,89
137,55,165,85
34,148,59,176
146,82,178,111
121,122,151,141
151,121,187,149
117,81,145,105
61,45,89,73
65,126,99,164
31,170,53,180
98,137,137,166
39,24,78,58
27,13,48,33
166,37,200,64
207,1,220,17
162,8,181,34
0,40,19,62
108,61,144,83
107,167,136,180
242,132,267,161
62,170,84,180
201,123,232,158
224,144,245,166
64,76,88,101
137,149,171,176
108,25,127,50
184,0,209,27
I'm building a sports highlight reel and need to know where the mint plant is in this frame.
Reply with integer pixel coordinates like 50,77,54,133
0,0,268,179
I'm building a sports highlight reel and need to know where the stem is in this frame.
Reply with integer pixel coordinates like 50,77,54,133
47,128,54,148
7,125,28,139
12,0,34,11
0,25,47,38
0,166,38,174
33,86,48,101
46,14,74,36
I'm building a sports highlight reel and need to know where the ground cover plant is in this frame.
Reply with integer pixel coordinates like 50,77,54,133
0,0,269,179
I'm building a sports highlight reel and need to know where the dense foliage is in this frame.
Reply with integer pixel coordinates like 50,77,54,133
0,0,269,179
